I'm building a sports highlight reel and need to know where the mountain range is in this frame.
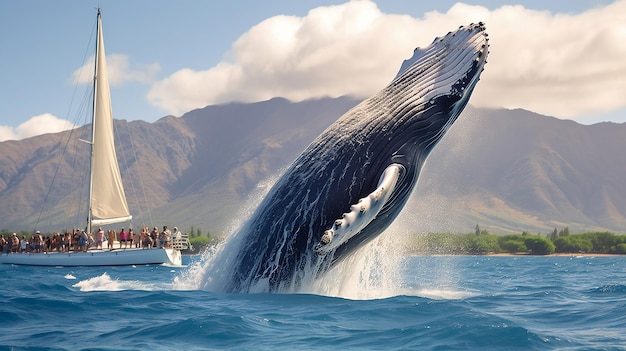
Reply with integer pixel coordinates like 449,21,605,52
1,96,625,236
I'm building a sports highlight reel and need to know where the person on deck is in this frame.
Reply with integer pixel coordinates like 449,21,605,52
142,227,152,249
19,235,28,253
0,236,7,253
95,228,104,249
52,232,61,252
72,230,80,251
135,227,144,248
44,236,52,253
119,228,128,249
64,232,72,252
79,230,89,252
172,227,182,248
172,227,182,240
160,226,172,249
128,228,134,249
11,233,19,253
34,231,43,253
107,229,116,249
150,227,159,248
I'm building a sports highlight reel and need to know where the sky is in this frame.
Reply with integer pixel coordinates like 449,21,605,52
1,0,625,141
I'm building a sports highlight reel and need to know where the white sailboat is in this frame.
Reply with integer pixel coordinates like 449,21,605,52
0,9,188,266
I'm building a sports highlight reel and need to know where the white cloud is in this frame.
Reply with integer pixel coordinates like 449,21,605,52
0,113,76,142
471,2,626,118
71,54,160,86
147,0,626,120
148,1,428,115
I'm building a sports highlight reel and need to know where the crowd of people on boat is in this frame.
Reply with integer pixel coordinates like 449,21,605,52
0,225,183,254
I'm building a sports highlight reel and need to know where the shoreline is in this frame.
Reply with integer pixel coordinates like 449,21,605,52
489,252,624,257
410,252,625,257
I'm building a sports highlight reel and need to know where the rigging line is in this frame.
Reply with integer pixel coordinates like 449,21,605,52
33,18,98,233
67,15,98,128
33,75,94,233
111,119,134,230
72,90,94,230
64,89,93,231
66,84,94,230
115,121,138,222
123,121,155,228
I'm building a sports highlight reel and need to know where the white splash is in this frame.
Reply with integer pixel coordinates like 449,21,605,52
73,272,171,292
297,232,399,299
173,171,285,292
173,201,475,300
412,288,478,300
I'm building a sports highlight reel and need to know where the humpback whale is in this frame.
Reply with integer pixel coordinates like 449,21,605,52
212,23,489,293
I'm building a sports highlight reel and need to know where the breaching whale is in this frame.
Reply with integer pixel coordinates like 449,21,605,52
213,23,489,293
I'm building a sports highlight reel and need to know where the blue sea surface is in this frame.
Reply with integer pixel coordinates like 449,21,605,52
1,255,625,350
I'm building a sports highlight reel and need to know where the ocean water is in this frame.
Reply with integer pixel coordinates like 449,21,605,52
1,254,625,350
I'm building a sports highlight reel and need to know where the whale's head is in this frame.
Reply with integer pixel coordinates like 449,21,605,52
387,22,489,161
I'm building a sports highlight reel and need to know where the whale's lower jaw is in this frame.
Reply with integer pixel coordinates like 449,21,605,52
220,23,489,293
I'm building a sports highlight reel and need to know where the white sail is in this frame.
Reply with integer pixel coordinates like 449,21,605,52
89,11,132,229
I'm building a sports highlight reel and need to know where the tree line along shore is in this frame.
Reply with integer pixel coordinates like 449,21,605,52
406,227,626,256
4,226,624,256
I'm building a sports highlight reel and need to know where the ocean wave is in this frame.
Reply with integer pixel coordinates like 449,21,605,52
72,272,174,292
2,254,626,350
586,284,626,294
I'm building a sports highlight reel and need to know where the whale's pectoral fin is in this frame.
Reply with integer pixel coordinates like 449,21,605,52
315,163,403,255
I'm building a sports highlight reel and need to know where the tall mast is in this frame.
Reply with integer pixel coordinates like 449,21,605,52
86,8,102,235
86,8,133,231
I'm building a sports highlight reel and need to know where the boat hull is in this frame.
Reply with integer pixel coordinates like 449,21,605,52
0,248,182,266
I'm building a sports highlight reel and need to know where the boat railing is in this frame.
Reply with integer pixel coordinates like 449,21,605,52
172,233,191,251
